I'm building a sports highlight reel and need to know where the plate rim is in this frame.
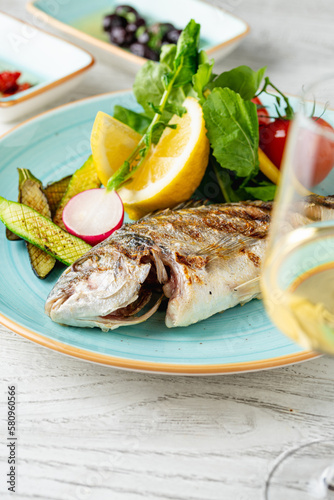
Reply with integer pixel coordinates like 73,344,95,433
0,312,320,374
26,0,250,67
0,89,319,375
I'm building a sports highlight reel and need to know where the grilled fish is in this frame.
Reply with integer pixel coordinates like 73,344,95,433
45,196,334,330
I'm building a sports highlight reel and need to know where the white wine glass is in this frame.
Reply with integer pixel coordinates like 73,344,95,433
261,75,334,499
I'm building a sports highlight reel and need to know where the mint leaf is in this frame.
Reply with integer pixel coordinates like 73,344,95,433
113,105,151,134
203,87,259,177
207,65,266,100
193,51,214,104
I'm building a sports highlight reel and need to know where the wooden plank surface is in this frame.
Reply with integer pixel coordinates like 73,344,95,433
1,1,334,499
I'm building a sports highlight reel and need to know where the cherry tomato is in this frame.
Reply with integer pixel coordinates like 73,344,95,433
259,118,290,169
259,116,334,186
251,97,271,125
308,117,334,185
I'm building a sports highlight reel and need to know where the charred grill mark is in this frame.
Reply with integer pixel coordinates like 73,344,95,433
218,206,270,223
239,248,261,267
201,213,268,239
243,201,273,212
307,195,334,209
169,222,203,241
174,252,208,269
100,203,272,270
107,232,155,261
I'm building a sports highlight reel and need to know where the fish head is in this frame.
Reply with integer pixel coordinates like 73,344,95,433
45,246,156,330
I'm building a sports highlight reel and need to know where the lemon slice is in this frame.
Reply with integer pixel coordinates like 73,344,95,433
119,97,210,220
91,111,142,186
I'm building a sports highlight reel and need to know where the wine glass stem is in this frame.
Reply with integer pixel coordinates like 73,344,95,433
322,465,334,498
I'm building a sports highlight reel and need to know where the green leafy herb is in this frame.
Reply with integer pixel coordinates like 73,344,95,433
203,87,259,178
256,76,294,119
113,105,151,134
104,20,276,203
173,19,200,88
133,60,187,120
107,19,201,192
160,44,177,70
213,162,276,203
193,51,214,104
243,180,277,201
207,65,266,101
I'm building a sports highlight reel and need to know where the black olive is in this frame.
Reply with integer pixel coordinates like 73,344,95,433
124,31,136,46
161,23,176,41
103,14,126,32
109,26,127,46
149,22,161,35
160,23,175,33
126,23,139,34
165,29,182,44
143,46,159,61
115,5,139,17
134,17,146,29
137,28,150,44
129,42,146,58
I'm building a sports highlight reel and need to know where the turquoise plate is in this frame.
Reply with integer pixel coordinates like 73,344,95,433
0,91,319,375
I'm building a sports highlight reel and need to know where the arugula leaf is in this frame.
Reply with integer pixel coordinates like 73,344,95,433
212,158,240,203
107,20,201,192
244,180,276,201
193,51,214,104
133,61,186,120
173,19,200,88
207,65,266,101
133,21,200,120
160,44,177,70
203,87,259,178
113,105,151,134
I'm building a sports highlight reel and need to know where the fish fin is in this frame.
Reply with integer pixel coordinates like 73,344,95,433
174,198,211,210
233,277,261,304
140,198,211,220
197,233,258,258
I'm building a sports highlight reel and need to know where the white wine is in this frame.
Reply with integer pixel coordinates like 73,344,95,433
262,223,334,354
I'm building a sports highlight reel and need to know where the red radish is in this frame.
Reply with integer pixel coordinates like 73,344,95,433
62,189,124,246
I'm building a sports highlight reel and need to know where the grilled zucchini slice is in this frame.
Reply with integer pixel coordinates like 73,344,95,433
44,175,71,217
0,196,91,266
19,174,56,279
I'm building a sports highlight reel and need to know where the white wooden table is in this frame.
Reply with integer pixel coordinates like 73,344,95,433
1,1,334,499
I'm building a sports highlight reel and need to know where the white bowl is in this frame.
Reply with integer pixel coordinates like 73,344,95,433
27,0,249,71
0,11,94,123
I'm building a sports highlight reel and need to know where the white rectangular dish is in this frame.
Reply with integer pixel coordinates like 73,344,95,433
27,0,250,70
0,12,94,123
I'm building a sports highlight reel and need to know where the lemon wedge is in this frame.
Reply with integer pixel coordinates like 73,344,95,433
91,111,142,186
119,97,210,220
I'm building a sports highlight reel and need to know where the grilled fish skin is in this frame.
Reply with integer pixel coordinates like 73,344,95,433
47,195,334,330
46,200,275,330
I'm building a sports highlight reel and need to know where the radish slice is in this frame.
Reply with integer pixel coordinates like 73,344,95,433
62,188,124,246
